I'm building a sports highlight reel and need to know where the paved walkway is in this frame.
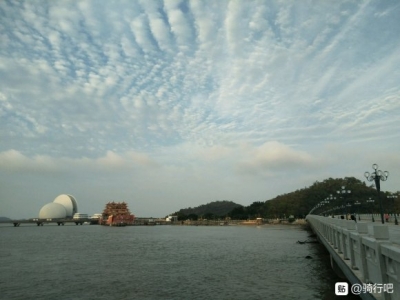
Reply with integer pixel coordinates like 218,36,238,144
336,214,400,246
365,220,400,246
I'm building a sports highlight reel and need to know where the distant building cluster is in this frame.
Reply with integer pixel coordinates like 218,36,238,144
166,215,178,222
99,201,135,225
39,194,78,219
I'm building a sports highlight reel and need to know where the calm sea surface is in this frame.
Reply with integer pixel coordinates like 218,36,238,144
0,224,358,300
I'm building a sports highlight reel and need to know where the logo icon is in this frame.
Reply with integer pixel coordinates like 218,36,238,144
335,282,349,296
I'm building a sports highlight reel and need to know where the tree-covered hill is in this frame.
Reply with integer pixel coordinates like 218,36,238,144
170,200,242,220
170,177,399,221
229,177,399,220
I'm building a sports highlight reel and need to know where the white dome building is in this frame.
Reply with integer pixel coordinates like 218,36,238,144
38,194,78,219
39,203,67,219
53,194,78,218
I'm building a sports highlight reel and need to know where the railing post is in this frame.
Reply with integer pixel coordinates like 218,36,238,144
344,221,356,263
335,219,343,253
381,243,400,299
361,225,390,285
339,219,347,255
348,222,369,282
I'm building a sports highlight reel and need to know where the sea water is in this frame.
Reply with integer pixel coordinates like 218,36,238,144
0,224,359,300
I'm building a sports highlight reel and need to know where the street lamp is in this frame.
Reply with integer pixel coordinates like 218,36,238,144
337,186,351,217
365,163,389,224
366,198,375,222
346,203,352,219
354,201,361,221
321,200,329,216
327,195,336,216
387,194,398,225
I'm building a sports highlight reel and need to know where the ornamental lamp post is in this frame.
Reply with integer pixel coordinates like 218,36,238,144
346,203,352,219
328,195,336,217
323,199,330,216
364,164,389,224
337,186,351,217
354,201,361,221
387,194,398,225
366,198,375,222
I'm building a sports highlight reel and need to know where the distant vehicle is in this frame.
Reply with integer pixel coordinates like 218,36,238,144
72,213,89,219
90,213,102,220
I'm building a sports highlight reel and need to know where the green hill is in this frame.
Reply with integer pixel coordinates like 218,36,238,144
170,177,399,221
171,200,242,220
230,177,398,220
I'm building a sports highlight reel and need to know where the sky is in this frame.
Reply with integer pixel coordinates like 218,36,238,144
1,0,400,219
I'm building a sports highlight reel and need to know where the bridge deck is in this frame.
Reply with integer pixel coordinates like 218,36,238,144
308,215,400,300
335,215,400,246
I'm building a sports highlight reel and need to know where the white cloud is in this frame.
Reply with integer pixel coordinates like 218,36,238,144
236,141,316,175
0,149,158,173
163,0,194,51
1,0,400,218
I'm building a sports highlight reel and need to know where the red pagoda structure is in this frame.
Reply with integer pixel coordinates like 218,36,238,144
99,201,135,226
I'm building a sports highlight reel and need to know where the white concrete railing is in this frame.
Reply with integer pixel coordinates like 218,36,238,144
307,215,400,300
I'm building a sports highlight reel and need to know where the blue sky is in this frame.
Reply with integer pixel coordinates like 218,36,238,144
1,0,400,219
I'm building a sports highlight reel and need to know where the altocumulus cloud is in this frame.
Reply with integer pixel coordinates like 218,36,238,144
1,0,400,218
